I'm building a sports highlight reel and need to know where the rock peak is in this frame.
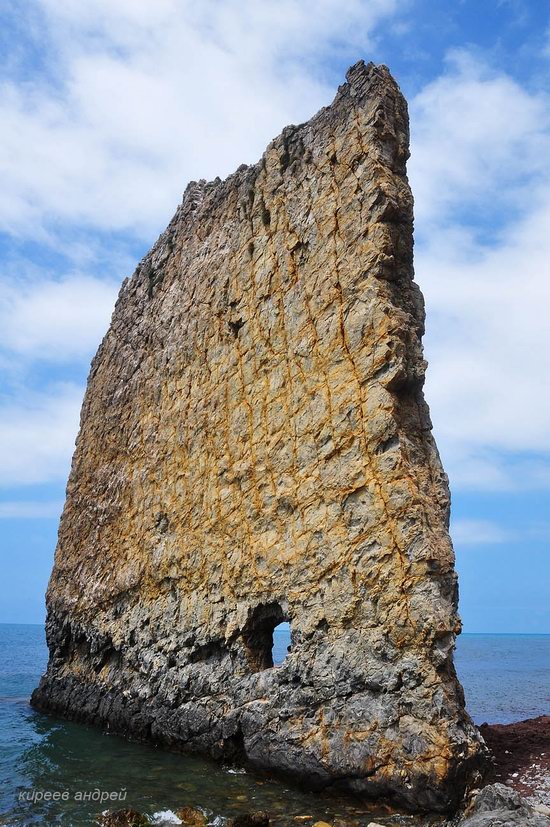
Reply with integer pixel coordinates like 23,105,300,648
345,58,375,83
32,63,489,813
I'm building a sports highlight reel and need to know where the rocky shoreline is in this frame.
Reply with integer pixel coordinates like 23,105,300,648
97,784,550,827
95,718,549,827
480,716,550,807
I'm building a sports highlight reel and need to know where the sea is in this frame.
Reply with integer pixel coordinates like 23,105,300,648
0,624,548,826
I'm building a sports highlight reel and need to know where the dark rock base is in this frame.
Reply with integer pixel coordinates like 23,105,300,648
31,669,486,816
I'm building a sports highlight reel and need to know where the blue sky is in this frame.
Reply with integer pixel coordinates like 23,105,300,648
0,0,549,632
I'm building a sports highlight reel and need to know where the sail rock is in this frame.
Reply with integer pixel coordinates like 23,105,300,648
32,61,488,812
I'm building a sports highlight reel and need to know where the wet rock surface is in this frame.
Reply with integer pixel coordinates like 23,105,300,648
97,809,149,826
230,811,271,827
176,805,209,826
32,60,488,812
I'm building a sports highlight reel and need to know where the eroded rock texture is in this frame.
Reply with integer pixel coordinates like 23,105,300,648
32,61,488,811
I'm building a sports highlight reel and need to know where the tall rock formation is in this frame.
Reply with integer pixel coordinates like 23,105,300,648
32,62,488,811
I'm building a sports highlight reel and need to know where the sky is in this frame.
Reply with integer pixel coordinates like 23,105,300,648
0,0,549,632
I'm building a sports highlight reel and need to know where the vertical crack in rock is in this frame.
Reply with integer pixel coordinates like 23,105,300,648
32,61,490,812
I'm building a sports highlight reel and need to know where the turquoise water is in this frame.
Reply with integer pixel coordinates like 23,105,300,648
1,625,548,826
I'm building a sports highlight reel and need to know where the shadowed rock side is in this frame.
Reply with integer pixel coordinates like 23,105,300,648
32,61,489,812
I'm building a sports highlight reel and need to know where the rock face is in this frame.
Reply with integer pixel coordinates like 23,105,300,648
32,61,488,811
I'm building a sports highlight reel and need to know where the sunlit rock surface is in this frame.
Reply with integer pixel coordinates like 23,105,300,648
32,61,488,812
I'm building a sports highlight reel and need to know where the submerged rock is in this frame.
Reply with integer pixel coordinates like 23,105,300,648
97,809,149,827
175,806,208,826
31,60,488,812
230,812,270,827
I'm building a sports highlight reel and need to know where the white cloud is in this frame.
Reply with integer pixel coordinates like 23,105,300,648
0,0,403,490
1,9,549,497
0,499,63,519
0,275,118,361
451,517,550,546
451,518,510,546
409,52,550,490
0,0,400,238
420,209,550,453
0,384,82,486
410,50,549,229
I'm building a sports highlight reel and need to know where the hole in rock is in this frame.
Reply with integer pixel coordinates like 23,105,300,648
242,602,290,671
228,318,244,337
272,622,291,666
